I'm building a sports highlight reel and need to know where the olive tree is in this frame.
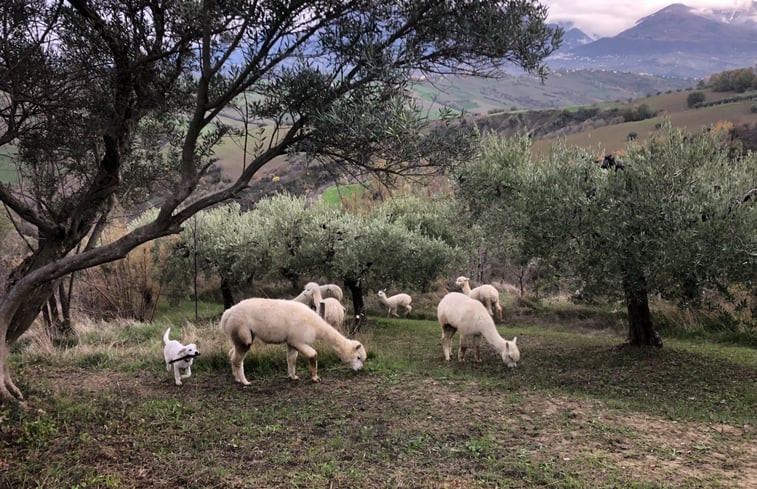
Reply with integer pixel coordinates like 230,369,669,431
0,0,560,404
456,128,756,346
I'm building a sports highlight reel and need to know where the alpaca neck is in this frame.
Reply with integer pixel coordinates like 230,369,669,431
309,287,323,308
378,295,390,307
313,318,350,356
481,324,507,353
461,281,472,295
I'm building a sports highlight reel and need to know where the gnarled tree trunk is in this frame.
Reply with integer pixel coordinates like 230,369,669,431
621,264,662,348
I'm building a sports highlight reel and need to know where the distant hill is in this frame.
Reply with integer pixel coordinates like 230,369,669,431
223,89,757,206
549,3,757,78
410,69,692,115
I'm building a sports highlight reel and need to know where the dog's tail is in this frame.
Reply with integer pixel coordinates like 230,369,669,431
163,328,171,345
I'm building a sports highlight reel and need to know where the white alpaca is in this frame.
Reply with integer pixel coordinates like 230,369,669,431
437,292,519,367
292,281,343,304
377,289,412,318
220,298,366,383
303,283,347,334
319,283,343,302
455,276,503,321
291,281,319,305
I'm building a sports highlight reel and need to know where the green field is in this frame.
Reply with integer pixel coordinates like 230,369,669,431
3,300,754,489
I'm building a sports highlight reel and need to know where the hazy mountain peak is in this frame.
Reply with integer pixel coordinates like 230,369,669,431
547,2,757,78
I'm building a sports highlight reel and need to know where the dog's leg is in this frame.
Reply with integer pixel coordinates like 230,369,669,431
181,365,192,379
441,324,456,361
173,364,183,386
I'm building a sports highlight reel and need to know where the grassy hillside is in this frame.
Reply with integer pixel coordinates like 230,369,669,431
529,90,757,156
412,69,693,116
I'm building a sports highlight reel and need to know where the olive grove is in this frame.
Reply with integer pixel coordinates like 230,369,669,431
455,127,756,346
0,0,560,404
155,194,467,324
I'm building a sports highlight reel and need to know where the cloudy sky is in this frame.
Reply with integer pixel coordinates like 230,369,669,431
545,0,752,37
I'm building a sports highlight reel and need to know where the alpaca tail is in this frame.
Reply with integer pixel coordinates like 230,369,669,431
163,328,170,345
219,308,231,334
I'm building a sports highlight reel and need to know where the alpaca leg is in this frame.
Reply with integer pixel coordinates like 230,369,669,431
472,334,482,362
441,325,456,361
286,345,300,380
495,302,503,322
458,334,468,362
290,343,319,382
230,341,252,385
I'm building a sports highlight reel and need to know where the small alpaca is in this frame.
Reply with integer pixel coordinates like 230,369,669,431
303,283,347,334
377,289,412,318
455,276,503,321
437,292,519,367
163,328,200,385
220,298,366,383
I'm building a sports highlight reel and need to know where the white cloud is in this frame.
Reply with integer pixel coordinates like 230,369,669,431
545,0,751,37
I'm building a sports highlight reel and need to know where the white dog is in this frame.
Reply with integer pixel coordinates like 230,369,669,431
163,328,200,385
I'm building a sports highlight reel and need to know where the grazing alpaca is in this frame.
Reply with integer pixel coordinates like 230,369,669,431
454,276,503,321
220,298,366,383
377,289,412,318
437,292,519,367
292,281,343,305
303,283,347,334
319,283,343,302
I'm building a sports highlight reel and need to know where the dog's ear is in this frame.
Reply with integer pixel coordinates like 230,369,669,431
178,347,188,357
354,342,362,351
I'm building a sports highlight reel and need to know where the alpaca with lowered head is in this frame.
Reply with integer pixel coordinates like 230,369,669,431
220,298,366,383
455,276,503,321
377,289,412,317
319,283,343,302
437,292,519,367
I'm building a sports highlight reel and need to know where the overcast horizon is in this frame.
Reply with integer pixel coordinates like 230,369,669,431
546,0,754,38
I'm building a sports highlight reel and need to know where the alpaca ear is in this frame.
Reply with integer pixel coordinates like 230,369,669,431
512,336,518,344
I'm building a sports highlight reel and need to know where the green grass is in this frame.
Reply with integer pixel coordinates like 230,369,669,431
2,309,755,488
319,183,366,207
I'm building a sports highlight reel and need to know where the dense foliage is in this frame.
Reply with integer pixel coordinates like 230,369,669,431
707,67,757,93
454,126,757,344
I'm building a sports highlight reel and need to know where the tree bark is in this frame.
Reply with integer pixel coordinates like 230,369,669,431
344,277,365,335
220,277,235,310
622,265,662,347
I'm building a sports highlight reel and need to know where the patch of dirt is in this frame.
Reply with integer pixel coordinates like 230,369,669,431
8,367,756,489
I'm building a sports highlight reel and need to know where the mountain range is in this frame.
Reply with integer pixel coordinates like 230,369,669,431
548,2,757,78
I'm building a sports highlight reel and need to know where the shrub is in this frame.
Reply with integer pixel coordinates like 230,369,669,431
687,91,705,108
